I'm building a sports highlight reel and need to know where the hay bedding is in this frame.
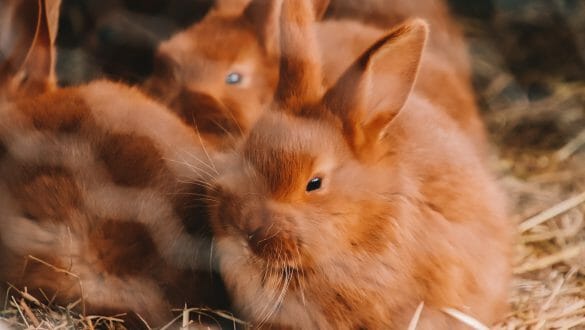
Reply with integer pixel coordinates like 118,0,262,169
2,0,585,328
462,1,585,328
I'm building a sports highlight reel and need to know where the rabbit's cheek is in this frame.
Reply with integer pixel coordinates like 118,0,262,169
174,89,243,136
220,95,258,132
258,86,274,105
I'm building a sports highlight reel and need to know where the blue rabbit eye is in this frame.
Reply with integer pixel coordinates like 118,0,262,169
226,72,242,85
306,177,322,192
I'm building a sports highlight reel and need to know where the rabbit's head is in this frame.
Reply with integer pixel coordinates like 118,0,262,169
144,0,283,138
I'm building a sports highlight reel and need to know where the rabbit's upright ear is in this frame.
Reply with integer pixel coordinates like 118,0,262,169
324,19,428,152
0,0,60,97
45,0,61,46
213,0,251,17
274,0,323,110
312,0,330,20
243,0,283,58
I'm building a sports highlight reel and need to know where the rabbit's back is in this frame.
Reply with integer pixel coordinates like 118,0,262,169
0,81,229,327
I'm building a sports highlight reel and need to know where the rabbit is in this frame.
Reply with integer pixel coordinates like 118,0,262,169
143,0,486,151
141,0,287,147
205,0,513,328
0,0,231,327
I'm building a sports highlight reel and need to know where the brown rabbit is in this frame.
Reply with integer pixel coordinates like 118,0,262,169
206,0,512,328
143,0,486,149
0,0,230,327
142,0,287,147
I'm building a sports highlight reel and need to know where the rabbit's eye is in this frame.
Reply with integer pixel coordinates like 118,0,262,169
225,72,242,85
306,177,322,192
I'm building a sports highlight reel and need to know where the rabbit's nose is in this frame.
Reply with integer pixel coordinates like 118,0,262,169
244,210,298,260
247,224,298,261
238,201,298,259
247,225,277,258
243,207,276,256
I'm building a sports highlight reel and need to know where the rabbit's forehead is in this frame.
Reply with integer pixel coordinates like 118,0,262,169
243,145,316,198
244,127,317,173
242,113,341,196
189,19,259,61
185,42,257,70
247,112,340,156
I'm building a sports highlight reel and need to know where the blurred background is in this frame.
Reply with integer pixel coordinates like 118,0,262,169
53,0,585,327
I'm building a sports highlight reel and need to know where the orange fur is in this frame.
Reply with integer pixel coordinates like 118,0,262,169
207,0,513,328
143,0,485,148
142,0,282,144
326,0,472,75
316,19,486,147
0,1,230,327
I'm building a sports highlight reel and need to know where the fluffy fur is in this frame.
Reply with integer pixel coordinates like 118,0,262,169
142,0,283,147
0,1,229,327
206,0,513,328
143,0,485,147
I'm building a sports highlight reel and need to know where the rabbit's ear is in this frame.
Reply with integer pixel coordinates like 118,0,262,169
324,19,428,152
312,0,330,20
0,0,60,97
274,0,323,110
243,0,283,58
45,0,61,46
213,0,251,17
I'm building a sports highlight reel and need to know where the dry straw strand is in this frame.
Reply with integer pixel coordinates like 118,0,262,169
518,191,585,233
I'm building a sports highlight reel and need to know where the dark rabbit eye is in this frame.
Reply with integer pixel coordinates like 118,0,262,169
306,177,322,192
226,72,242,85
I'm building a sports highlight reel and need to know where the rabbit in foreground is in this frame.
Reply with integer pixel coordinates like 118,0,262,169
206,0,513,328
0,0,229,327
143,0,485,148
